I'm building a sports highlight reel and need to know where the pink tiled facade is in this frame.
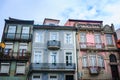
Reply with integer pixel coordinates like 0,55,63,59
65,19,120,80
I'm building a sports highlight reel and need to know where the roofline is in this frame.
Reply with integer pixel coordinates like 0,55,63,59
67,19,103,23
33,25,76,30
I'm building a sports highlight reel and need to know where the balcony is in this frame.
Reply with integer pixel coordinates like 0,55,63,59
47,40,60,50
3,33,32,42
80,42,105,50
29,63,75,72
0,51,30,61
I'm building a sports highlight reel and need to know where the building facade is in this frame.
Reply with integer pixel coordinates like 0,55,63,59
28,18,77,80
65,19,120,80
0,18,33,80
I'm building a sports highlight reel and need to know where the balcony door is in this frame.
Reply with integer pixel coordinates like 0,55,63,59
109,54,119,80
66,52,72,66
19,44,27,56
65,75,74,80
80,32,86,48
50,52,57,65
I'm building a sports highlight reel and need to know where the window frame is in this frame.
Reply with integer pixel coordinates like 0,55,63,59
50,32,59,40
33,50,43,63
16,63,26,75
0,63,10,75
64,33,73,44
32,74,41,80
35,31,44,43
106,34,113,45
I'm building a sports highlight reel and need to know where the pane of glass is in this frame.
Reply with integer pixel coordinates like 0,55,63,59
8,26,16,33
22,27,29,33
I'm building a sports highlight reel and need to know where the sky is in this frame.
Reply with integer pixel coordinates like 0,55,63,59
0,0,120,40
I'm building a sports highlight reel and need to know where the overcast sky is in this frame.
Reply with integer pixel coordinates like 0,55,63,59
0,0,120,40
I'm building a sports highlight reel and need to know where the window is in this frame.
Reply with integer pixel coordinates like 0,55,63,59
82,55,104,68
16,63,25,74
4,43,13,56
8,26,16,33
34,51,42,63
21,27,30,39
106,34,113,45
82,56,87,67
65,33,72,44
35,32,44,43
50,52,57,65
19,43,27,56
49,75,57,80
7,26,16,39
109,54,117,62
80,32,86,48
50,32,58,40
98,56,104,67
95,34,102,48
32,75,41,80
66,52,72,66
0,63,10,74
89,55,96,66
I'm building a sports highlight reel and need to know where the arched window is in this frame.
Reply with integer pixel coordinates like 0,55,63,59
109,54,117,62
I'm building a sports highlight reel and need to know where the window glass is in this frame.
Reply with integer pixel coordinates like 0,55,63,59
50,52,57,65
89,55,96,66
34,51,42,63
33,75,41,80
8,26,16,33
66,52,72,66
98,56,104,67
50,75,57,80
50,32,58,40
35,32,44,43
65,33,72,44
16,63,25,74
80,33,86,42
82,56,87,67
106,34,113,45
22,27,29,34
0,63,10,73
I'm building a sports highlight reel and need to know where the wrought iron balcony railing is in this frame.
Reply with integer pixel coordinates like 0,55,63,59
29,63,75,71
0,51,30,61
3,33,32,41
80,42,105,50
47,40,60,50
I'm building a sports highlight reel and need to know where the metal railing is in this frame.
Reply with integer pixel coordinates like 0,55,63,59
47,40,60,49
80,42,105,49
3,33,32,41
30,63,75,71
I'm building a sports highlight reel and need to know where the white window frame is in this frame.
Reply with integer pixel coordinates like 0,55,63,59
49,52,58,65
64,33,73,44
50,32,59,40
80,32,86,48
33,50,43,63
49,74,58,80
35,32,44,43
65,51,73,66
0,63,10,74
82,56,87,67
32,74,41,80
16,63,26,74
98,56,104,67
89,55,96,67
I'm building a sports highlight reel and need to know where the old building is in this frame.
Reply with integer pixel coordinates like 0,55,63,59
28,18,77,80
65,19,120,80
0,18,33,80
